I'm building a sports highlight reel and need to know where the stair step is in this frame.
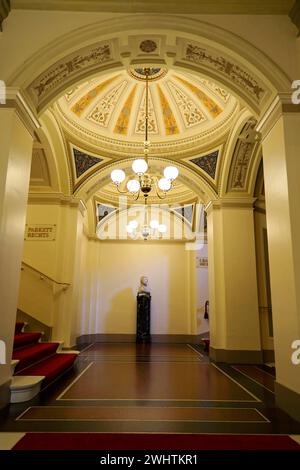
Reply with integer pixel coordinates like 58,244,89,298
15,322,26,334
10,376,45,403
14,332,42,349
11,359,19,375
13,342,60,372
17,353,78,386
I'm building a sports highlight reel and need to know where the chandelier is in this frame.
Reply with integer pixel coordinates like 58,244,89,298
126,198,167,241
110,68,179,201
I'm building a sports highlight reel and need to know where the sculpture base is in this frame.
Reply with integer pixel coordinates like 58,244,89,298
136,336,151,344
136,293,151,343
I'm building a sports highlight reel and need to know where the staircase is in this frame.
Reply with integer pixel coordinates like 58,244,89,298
10,322,79,403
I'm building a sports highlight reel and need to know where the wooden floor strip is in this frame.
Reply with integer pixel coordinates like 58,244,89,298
17,406,269,423
58,361,258,402
232,365,275,393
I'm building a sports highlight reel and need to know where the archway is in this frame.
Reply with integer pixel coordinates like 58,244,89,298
1,13,296,415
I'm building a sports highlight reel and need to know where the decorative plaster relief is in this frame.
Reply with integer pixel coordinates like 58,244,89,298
184,43,265,103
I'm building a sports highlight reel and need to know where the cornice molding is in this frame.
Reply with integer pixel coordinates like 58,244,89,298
11,0,293,14
28,192,85,209
2,87,40,137
289,0,300,36
205,197,256,214
0,0,10,31
257,93,300,142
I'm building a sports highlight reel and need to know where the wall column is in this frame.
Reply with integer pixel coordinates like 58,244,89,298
0,107,34,408
207,199,261,363
52,201,85,348
258,96,300,421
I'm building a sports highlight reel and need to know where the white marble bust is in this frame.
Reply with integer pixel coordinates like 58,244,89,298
138,276,150,295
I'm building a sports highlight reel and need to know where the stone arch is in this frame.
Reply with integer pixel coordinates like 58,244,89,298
75,156,217,206
95,204,196,241
9,15,290,117
10,14,292,208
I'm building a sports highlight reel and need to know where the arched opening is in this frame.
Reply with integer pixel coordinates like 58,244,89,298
15,16,287,351
2,9,300,433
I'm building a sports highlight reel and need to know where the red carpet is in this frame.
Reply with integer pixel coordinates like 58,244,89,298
14,332,42,348
13,342,60,372
12,321,77,390
13,433,300,450
17,353,78,385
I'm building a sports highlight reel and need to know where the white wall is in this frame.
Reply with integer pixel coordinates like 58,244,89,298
196,243,209,335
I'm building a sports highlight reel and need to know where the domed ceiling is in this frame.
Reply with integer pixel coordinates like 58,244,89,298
54,67,238,156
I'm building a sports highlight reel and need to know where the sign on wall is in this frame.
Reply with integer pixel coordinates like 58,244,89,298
25,224,56,241
196,256,208,268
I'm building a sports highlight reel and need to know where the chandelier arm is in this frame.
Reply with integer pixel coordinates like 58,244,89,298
115,183,140,199
132,188,141,201
155,189,168,200
115,184,129,195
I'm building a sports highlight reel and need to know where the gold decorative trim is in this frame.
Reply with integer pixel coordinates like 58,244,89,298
113,84,137,135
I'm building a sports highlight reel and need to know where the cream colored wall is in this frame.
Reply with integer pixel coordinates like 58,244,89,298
0,110,33,392
18,202,84,347
208,203,261,352
18,202,202,344
1,10,119,82
262,112,300,396
1,11,298,83
77,239,197,336
51,204,84,347
18,203,64,327
190,14,300,79
254,210,274,351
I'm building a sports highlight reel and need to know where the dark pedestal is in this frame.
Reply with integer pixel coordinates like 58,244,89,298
136,293,151,343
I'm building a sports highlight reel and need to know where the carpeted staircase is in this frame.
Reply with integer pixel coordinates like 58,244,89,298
10,321,78,403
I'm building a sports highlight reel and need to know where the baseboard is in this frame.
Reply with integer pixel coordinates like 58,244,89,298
0,379,11,410
198,331,210,339
275,381,300,423
262,349,275,363
209,347,263,364
76,334,204,345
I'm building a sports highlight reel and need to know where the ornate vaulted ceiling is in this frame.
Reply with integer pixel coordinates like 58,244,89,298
54,67,238,158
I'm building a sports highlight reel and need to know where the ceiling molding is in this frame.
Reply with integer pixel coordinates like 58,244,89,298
0,0,10,31
289,0,300,35
11,0,294,14
27,191,84,208
257,93,300,142
9,15,289,112
205,196,256,214
3,87,41,137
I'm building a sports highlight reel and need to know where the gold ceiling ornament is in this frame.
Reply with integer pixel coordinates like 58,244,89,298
110,68,179,203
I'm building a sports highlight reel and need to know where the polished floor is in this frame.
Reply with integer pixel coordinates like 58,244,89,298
1,342,300,437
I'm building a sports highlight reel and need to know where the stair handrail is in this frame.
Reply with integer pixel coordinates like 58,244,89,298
21,261,71,288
